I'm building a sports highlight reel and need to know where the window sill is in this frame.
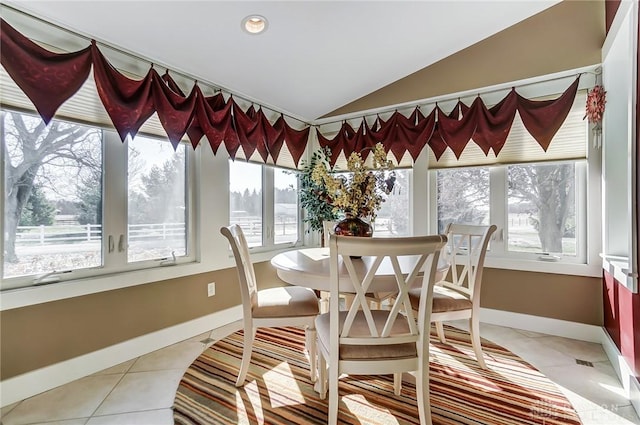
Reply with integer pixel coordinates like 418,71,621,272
1,244,303,311
485,256,602,278
601,254,638,293
0,260,213,311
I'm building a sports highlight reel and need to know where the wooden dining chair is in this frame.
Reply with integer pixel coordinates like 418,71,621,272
409,223,497,369
316,234,447,425
220,224,320,386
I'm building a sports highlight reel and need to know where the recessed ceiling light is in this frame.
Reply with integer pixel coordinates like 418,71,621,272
242,15,268,35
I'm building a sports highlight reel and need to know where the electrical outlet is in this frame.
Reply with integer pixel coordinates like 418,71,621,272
207,282,216,297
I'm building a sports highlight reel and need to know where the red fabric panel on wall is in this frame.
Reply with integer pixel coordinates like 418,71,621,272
606,0,622,34
192,88,236,155
317,122,352,166
603,271,640,377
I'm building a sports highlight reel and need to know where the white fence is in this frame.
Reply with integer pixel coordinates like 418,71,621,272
15,222,185,245
15,217,404,247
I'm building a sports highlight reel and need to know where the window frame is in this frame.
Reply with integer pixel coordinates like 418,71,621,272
228,159,303,253
1,110,197,291
426,151,601,278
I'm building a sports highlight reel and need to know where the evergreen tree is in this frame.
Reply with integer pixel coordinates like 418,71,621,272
19,184,55,226
76,167,102,225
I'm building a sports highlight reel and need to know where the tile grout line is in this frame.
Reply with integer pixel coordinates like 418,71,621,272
87,360,136,420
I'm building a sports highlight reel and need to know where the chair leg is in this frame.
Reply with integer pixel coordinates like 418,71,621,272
435,321,446,343
415,358,433,425
306,327,317,382
393,372,402,396
328,359,339,425
235,326,256,387
470,316,487,369
318,351,327,399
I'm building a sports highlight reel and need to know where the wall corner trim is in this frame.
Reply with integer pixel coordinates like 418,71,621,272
0,306,243,407
601,329,640,418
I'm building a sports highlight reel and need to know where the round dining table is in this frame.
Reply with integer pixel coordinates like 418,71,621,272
270,247,448,293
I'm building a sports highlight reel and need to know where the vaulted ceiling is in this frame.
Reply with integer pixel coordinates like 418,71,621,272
2,1,604,124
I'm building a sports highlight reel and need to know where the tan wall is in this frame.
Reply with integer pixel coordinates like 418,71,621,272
482,268,603,326
325,0,605,118
1,260,602,380
1,262,271,381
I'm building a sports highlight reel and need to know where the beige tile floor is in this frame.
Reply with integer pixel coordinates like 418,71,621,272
2,320,639,425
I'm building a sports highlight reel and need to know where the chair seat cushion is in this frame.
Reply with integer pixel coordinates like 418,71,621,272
409,284,472,313
315,311,417,361
253,286,319,318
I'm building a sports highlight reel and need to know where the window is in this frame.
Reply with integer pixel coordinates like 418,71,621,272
1,109,195,290
228,160,300,249
434,160,585,263
274,167,299,244
375,169,412,236
507,162,578,257
127,136,188,263
3,111,103,279
229,161,263,247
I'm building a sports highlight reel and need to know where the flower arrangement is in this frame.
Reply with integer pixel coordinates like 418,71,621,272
310,143,395,222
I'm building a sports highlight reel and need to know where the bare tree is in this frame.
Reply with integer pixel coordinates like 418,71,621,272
508,163,575,253
3,111,100,262
436,168,490,232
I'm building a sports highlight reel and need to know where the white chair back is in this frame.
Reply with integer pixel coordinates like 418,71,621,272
328,234,447,355
442,223,497,306
220,224,258,312
323,220,336,246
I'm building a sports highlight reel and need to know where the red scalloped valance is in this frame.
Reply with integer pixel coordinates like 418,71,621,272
0,19,309,166
1,17,578,167
318,78,579,166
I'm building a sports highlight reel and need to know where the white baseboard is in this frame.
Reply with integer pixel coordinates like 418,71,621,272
0,305,243,408
480,307,603,343
601,330,640,419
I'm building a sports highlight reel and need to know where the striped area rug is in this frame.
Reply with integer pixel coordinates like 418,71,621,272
173,326,581,424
